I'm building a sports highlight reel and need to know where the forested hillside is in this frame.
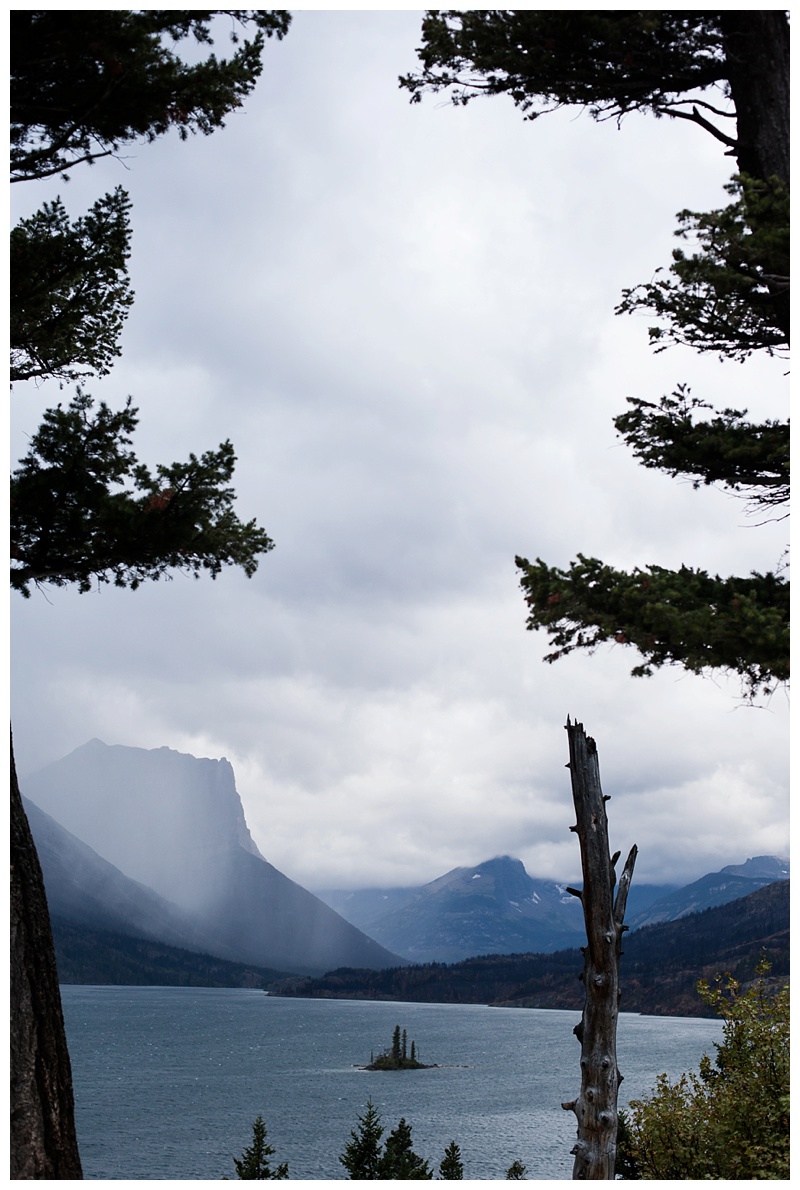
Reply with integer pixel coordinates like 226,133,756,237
52,919,291,988
272,881,788,1017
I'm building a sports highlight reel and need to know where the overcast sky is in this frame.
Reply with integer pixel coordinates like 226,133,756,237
10,8,789,892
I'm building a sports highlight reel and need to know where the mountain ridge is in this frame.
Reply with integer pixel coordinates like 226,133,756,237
22,741,405,976
316,852,787,963
274,880,789,1017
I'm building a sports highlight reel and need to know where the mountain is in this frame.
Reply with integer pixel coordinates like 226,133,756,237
350,856,588,962
274,880,789,1017
25,795,235,955
318,852,789,965
22,740,405,976
628,855,790,929
50,919,291,988
314,886,420,931
316,856,678,963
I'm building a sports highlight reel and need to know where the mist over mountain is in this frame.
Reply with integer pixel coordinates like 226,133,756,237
628,855,790,930
23,739,789,975
318,856,677,963
24,739,263,911
23,740,405,975
25,796,227,955
316,852,788,965
282,881,789,1018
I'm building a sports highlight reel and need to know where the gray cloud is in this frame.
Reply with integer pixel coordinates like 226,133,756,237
11,11,789,893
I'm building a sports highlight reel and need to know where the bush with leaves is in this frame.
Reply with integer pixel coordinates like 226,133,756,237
624,963,789,1179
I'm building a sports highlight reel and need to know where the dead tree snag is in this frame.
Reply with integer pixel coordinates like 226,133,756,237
561,718,637,1180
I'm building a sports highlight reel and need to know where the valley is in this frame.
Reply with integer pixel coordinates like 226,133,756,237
25,740,789,1017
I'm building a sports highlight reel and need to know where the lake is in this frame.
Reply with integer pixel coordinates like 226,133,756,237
61,987,723,1180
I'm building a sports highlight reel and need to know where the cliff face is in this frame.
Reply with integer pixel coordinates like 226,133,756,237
23,740,263,910
22,740,405,976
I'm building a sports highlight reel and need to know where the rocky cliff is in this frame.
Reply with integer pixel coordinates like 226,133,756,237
22,740,405,976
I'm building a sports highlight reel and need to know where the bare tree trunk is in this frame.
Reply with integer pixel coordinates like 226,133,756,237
561,719,637,1180
10,732,83,1178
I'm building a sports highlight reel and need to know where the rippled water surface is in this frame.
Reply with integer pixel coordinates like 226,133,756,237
61,986,722,1180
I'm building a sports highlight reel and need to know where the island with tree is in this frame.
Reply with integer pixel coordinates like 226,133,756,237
362,1025,436,1071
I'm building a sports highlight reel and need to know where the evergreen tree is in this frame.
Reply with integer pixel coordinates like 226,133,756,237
378,1118,433,1180
10,390,273,598
616,175,789,362
402,1028,408,1060
438,1141,464,1180
505,1159,527,1179
515,554,788,698
340,1100,385,1180
233,1115,289,1180
11,10,291,182
9,10,291,1179
613,386,789,514
391,1024,402,1062
10,188,134,385
401,11,789,183
404,10,790,700
614,1109,642,1180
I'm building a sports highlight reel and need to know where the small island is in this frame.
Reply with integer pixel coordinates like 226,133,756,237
362,1025,437,1071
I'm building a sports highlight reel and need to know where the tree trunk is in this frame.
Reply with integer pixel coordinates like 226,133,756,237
561,719,637,1180
10,732,83,1178
722,10,790,185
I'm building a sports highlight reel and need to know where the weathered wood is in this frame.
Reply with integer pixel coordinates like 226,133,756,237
10,733,83,1178
561,718,637,1180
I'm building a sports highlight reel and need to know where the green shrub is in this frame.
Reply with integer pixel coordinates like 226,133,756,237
625,962,789,1179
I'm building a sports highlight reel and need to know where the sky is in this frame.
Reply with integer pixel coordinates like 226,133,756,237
10,8,790,892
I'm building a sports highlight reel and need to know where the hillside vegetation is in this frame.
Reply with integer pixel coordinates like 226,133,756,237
272,882,788,1017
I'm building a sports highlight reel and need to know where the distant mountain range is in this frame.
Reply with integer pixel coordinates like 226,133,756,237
275,880,790,1018
23,740,404,976
315,854,788,963
627,855,790,929
20,738,790,987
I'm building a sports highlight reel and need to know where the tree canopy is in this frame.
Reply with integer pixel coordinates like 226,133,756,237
10,188,134,385
516,554,788,697
11,10,291,182
616,174,789,361
400,11,789,183
613,387,789,514
11,390,273,598
10,12,288,1177
404,10,790,698
402,12,730,119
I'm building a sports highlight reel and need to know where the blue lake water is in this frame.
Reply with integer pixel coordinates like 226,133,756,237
61,986,723,1180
